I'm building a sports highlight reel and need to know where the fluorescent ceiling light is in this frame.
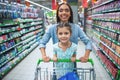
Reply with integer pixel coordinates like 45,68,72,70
25,0,53,11
87,0,90,2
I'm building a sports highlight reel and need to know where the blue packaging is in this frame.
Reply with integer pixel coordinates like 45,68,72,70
58,72,79,80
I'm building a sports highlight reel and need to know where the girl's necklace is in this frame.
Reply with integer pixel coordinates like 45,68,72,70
59,41,71,51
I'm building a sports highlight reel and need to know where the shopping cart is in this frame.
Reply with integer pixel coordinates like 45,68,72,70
34,59,96,80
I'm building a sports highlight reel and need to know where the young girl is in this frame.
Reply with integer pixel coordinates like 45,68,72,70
52,22,77,79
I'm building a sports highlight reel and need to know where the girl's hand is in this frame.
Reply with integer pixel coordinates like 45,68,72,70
52,56,58,62
71,57,76,62
42,56,50,62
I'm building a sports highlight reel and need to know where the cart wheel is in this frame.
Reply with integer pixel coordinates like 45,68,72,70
52,74,57,80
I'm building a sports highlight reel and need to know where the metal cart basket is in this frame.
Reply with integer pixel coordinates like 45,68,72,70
34,59,96,80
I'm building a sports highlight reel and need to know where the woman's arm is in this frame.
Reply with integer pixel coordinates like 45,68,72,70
39,25,53,62
77,24,92,62
77,24,92,50
80,49,91,62
40,48,50,62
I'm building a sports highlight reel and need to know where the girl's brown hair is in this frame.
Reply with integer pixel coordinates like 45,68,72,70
57,22,72,34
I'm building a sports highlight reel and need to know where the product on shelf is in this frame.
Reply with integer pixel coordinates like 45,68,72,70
0,1,45,79
86,0,120,79
115,45,120,55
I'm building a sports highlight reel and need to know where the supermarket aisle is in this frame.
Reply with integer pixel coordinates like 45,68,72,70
2,39,112,80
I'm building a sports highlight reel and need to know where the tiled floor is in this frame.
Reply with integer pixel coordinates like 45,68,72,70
2,40,112,80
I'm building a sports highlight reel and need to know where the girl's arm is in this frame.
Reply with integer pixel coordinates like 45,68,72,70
71,54,76,62
53,54,58,62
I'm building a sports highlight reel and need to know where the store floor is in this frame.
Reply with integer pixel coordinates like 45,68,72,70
2,39,112,80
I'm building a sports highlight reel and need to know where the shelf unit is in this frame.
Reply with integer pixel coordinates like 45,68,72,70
0,1,45,79
86,0,120,80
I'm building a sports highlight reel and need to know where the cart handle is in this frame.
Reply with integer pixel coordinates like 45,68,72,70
37,59,94,66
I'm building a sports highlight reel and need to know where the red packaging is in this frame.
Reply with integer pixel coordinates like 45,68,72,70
116,45,120,55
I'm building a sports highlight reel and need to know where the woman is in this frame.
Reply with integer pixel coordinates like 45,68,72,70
39,2,92,62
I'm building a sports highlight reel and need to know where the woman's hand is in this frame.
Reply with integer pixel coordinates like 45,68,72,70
80,50,90,62
42,56,50,62
79,56,89,62
52,56,58,62
71,57,76,62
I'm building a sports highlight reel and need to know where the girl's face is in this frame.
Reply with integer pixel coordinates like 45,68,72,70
57,27,71,44
58,4,71,22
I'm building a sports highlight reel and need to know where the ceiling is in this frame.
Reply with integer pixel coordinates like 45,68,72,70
23,0,82,9
28,0,53,8
20,0,52,9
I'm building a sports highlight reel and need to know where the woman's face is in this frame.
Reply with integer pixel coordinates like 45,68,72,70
58,4,71,22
